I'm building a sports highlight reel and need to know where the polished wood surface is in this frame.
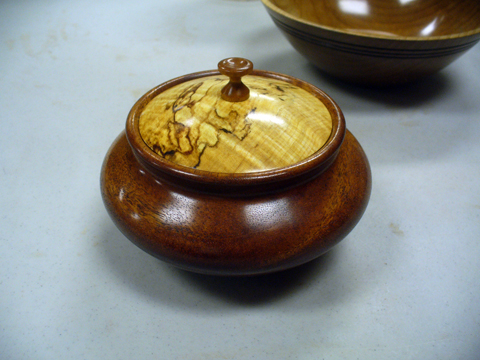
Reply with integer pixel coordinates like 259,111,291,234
261,0,480,85
139,75,333,173
269,0,480,37
126,65,346,196
102,59,369,275
101,130,371,276
218,57,253,102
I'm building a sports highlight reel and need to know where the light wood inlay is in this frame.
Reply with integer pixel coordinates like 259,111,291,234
139,75,332,173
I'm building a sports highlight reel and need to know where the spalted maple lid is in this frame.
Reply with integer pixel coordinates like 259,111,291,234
126,58,345,194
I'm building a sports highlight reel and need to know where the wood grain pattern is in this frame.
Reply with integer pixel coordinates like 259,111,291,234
127,68,345,196
101,130,371,276
270,0,480,37
139,75,332,173
101,63,369,275
261,0,480,85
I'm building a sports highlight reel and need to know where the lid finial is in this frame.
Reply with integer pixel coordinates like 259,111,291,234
218,57,253,102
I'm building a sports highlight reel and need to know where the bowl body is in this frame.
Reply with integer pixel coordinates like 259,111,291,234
101,130,371,275
101,64,371,275
261,0,480,85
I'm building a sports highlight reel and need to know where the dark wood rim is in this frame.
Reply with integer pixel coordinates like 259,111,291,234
271,17,480,59
126,69,346,196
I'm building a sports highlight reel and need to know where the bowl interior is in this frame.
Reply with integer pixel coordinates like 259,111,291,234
268,0,480,38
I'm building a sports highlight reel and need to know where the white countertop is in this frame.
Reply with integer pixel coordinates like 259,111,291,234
1,1,479,359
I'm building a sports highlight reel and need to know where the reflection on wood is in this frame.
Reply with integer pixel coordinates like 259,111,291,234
139,75,332,173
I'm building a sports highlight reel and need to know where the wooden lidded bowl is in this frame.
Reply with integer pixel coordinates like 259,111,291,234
101,58,371,276
261,0,480,85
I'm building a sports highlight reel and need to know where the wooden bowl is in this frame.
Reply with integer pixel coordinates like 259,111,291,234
261,0,480,85
101,58,371,275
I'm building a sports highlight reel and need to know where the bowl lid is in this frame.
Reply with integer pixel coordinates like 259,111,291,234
137,58,333,174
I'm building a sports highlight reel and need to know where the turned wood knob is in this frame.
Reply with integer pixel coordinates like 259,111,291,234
218,57,253,102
